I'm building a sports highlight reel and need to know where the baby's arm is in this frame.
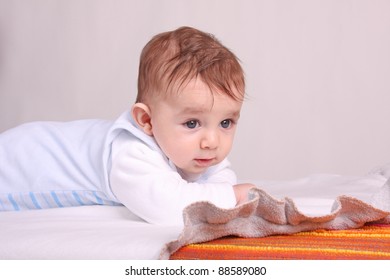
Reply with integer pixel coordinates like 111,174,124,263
109,136,238,225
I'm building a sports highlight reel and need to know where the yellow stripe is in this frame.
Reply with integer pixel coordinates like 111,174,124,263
295,231,390,239
187,244,390,258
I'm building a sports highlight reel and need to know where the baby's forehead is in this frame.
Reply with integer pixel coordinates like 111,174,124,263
160,82,243,114
164,77,244,102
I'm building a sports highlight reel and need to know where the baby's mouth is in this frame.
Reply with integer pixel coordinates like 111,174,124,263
194,158,215,167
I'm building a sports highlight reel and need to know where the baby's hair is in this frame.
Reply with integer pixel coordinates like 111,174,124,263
136,26,245,103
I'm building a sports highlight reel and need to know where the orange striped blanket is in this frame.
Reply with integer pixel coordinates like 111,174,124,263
160,181,390,259
170,223,390,259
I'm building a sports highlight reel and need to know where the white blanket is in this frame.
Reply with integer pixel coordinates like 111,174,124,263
0,169,389,260
0,205,181,259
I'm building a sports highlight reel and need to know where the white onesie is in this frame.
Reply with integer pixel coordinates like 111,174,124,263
0,111,236,225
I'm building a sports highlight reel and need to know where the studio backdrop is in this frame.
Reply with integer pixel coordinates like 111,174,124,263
0,0,389,180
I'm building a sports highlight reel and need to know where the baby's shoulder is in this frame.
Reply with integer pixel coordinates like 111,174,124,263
111,130,159,159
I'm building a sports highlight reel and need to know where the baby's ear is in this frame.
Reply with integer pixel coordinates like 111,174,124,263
131,103,153,136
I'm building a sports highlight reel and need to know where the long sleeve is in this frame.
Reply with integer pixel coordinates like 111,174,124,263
109,131,237,226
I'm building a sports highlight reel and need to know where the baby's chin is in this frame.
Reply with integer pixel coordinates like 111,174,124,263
176,158,224,181
177,167,207,182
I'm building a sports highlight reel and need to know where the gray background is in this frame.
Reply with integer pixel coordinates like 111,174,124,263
1,0,389,180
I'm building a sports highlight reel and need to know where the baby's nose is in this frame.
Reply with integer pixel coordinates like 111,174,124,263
200,130,218,149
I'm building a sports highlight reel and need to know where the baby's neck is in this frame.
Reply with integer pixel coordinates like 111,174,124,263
177,168,202,182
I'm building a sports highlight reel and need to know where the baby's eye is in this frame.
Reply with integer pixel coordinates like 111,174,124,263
220,119,232,129
185,120,199,129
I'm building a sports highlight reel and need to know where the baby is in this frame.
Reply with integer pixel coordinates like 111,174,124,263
0,26,254,225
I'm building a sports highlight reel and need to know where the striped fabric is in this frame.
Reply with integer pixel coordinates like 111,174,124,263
170,224,390,260
0,190,121,211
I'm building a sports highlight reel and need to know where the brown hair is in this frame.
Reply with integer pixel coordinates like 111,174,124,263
136,26,245,103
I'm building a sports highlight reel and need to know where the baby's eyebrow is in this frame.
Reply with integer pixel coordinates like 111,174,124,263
229,111,241,119
178,107,208,115
178,106,241,119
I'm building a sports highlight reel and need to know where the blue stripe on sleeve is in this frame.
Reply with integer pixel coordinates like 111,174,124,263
50,191,64,207
72,191,85,206
7,194,20,211
93,191,103,205
29,192,42,209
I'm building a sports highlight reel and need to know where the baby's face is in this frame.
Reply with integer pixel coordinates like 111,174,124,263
148,79,243,178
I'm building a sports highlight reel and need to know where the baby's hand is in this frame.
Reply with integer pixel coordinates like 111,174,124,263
233,183,256,206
